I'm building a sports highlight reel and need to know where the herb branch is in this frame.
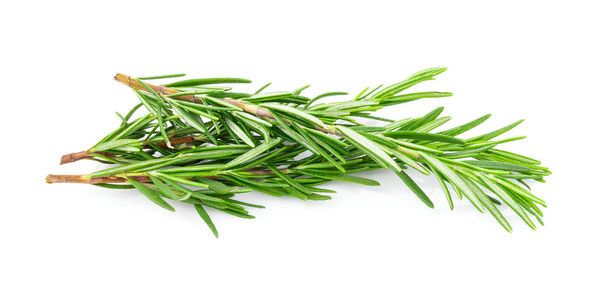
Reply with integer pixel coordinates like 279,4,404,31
47,68,550,236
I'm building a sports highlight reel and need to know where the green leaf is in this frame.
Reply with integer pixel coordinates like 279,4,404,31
267,166,311,200
147,173,188,200
133,89,159,116
172,101,219,120
112,146,142,152
440,145,495,159
154,172,209,188
169,102,207,132
238,118,271,143
246,91,293,102
110,114,154,141
384,91,453,103
477,173,536,230
305,91,348,107
127,177,175,212
261,103,326,127
391,139,444,154
91,139,141,152
401,107,444,131
193,204,219,238
91,157,176,177
195,177,235,194
420,153,484,212
136,80,172,148
372,67,447,98
293,169,380,186
165,77,252,87
395,169,434,208
201,96,244,111
307,193,332,200
491,176,546,206
460,175,512,232
384,118,413,132
173,99,235,112
122,103,144,124
290,122,345,172
233,111,273,127
463,160,534,173
93,183,135,190
158,176,228,204
309,100,378,111
413,116,452,133
438,114,491,136
225,118,255,147
385,131,465,144
337,126,402,172
378,144,430,175
138,73,186,80
303,127,349,148
223,198,265,209
224,139,282,168
432,169,453,210
468,119,524,142
253,82,272,94
488,149,542,165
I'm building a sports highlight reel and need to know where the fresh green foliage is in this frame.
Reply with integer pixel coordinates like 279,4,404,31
49,68,551,237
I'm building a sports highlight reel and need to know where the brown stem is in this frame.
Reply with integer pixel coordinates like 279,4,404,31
46,174,152,184
60,151,92,165
46,174,91,184
154,135,204,148
45,168,287,185
113,73,342,136
60,135,205,165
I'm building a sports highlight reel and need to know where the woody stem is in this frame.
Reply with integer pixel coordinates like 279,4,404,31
113,73,342,136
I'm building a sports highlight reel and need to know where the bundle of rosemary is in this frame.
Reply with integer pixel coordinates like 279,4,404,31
46,68,550,237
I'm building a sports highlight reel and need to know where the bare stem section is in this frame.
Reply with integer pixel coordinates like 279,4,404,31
114,73,340,135
46,174,152,184
46,174,91,184
59,135,206,165
60,151,93,165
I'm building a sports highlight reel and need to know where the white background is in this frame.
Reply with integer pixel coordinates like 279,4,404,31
1,1,598,284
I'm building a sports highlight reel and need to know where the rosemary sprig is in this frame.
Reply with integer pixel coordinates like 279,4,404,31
47,68,550,236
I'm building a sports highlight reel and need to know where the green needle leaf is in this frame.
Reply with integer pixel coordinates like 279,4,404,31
225,118,255,147
461,175,512,232
261,103,326,128
224,139,282,168
154,173,210,188
395,170,434,208
171,103,207,133
91,139,142,152
127,177,175,212
432,169,454,210
337,126,401,172
420,152,485,212
294,169,380,186
195,177,235,194
468,119,524,142
233,111,273,127
267,166,311,200
385,131,465,144
51,68,551,235
194,204,219,238
147,173,184,200
438,114,491,136
491,176,546,206
477,173,536,230
138,73,186,80
165,77,252,87
305,91,348,107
